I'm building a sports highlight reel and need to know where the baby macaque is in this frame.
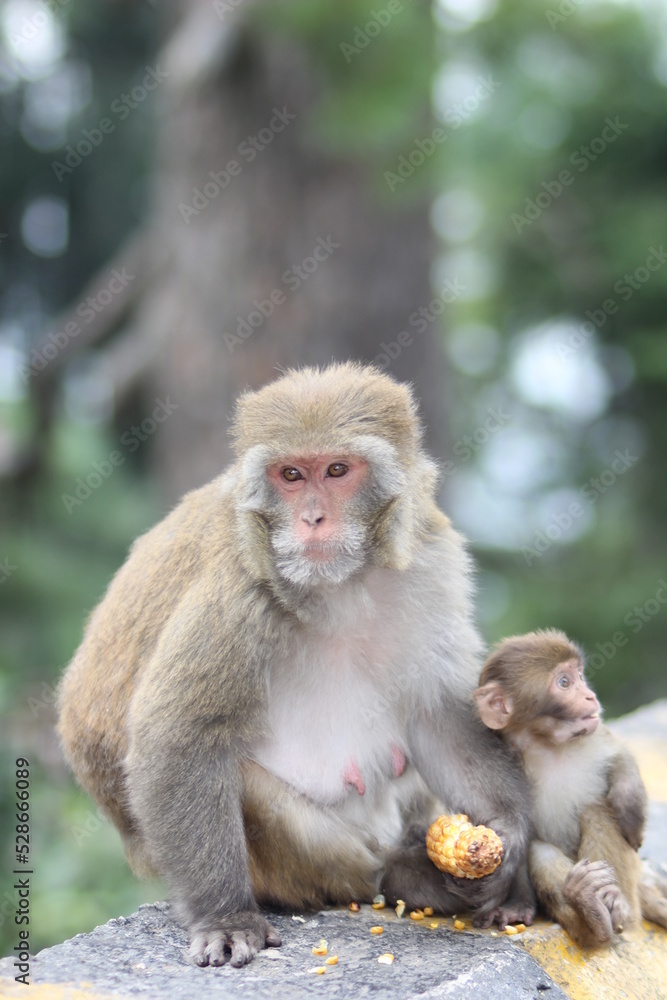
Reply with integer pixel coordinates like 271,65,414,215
473,628,661,946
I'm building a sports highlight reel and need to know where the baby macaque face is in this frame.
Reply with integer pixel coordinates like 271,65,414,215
475,631,603,750
541,657,600,743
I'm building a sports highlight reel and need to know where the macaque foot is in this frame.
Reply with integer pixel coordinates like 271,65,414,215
381,844,464,912
380,840,519,925
639,861,667,928
474,900,536,929
189,911,281,967
563,858,629,943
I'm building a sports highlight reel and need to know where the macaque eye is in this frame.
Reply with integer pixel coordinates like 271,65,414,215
327,463,348,478
557,675,570,689
281,468,303,482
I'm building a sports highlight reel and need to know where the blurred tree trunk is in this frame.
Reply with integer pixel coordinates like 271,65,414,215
106,0,446,500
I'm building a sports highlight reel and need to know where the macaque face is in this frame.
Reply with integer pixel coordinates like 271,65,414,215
540,658,601,744
266,455,370,586
267,456,368,547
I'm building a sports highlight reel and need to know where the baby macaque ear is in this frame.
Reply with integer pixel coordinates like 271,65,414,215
473,682,513,730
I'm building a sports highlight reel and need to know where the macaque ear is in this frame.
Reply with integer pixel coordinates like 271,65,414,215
473,682,513,731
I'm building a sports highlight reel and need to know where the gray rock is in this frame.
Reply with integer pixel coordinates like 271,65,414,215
0,902,566,999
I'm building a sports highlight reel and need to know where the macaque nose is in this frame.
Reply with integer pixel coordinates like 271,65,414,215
302,511,324,528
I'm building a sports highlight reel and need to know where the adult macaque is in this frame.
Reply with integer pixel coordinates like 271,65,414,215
58,362,533,967
474,628,667,945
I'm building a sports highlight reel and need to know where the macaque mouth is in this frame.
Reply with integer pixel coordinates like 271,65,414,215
571,713,600,738
301,542,339,559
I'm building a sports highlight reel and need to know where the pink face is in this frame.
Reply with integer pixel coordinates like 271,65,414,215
547,658,601,741
266,455,367,556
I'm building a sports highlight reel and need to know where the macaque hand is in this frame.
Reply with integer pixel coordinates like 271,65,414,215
563,858,631,943
189,911,281,967
460,817,522,914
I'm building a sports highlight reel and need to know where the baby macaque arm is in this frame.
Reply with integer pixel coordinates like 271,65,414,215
605,744,648,850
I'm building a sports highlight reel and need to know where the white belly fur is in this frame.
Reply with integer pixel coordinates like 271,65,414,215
249,541,482,836
522,734,610,855
252,640,406,804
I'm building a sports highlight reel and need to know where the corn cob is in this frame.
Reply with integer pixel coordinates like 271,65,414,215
426,813,503,879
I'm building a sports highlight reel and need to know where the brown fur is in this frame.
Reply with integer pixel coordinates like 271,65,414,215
57,480,250,871
579,803,642,926
231,362,422,459
241,761,380,910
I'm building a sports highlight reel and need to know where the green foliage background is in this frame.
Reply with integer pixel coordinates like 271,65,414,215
0,0,665,956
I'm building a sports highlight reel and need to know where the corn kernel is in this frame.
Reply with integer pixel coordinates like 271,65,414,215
370,925,384,935
423,906,434,916
312,939,327,956
372,894,386,910
395,901,406,918
349,901,360,912
311,967,326,975
454,919,465,930
429,921,440,929
410,909,424,920
378,953,394,964
325,956,338,966
505,925,518,935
